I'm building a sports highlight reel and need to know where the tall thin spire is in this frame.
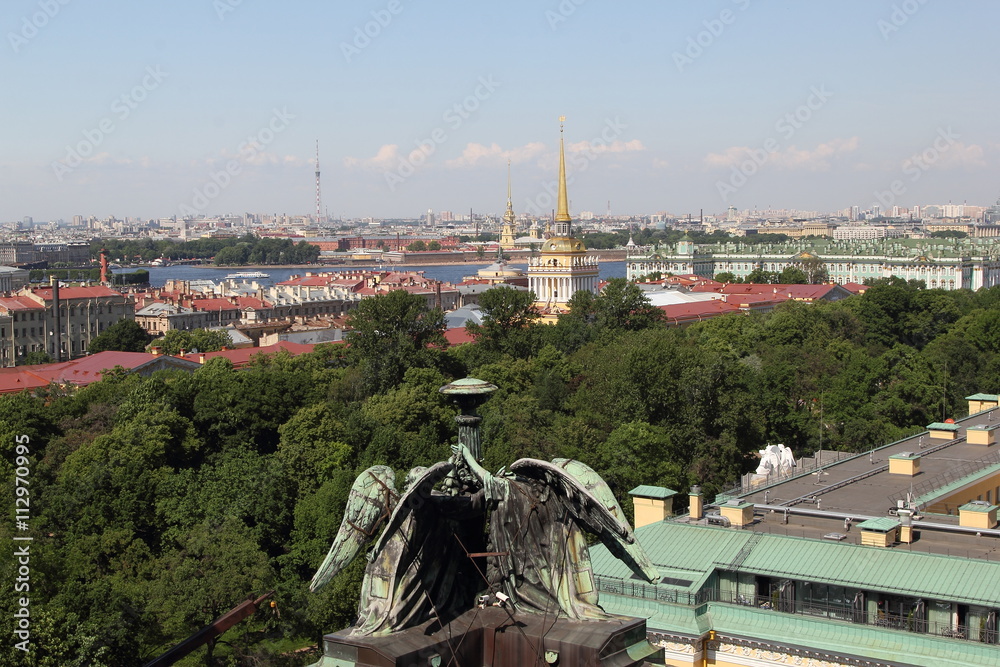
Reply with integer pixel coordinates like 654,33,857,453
314,140,322,222
502,158,515,225
555,116,571,227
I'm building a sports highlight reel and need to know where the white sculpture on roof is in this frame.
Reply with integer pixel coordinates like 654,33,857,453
755,444,795,477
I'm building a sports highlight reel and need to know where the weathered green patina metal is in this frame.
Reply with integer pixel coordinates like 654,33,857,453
308,380,661,665
439,377,497,461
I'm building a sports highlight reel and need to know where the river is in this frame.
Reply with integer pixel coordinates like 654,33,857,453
114,261,627,288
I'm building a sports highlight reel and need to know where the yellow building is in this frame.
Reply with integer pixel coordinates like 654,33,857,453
527,118,599,319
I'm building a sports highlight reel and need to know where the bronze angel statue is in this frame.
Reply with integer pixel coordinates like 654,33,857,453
309,462,486,636
310,447,659,635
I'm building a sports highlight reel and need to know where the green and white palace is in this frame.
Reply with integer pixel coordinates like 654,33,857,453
627,237,1000,290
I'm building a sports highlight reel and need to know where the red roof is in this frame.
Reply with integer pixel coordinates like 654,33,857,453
842,282,867,295
180,341,316,368
722,293,789,305
29,286,122,300
443,328,476,345
719,283,842,301
0,296,44,312
187,298,240,312
0,351,190,393
658,301,741,325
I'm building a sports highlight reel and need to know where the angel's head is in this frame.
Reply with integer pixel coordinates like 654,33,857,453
404,466,428,491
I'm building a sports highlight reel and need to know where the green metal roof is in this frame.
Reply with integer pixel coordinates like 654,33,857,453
628,485,677,499
916,462,1000,507
966,425,1000,432
856,517,900,532
889,452,920,460
927,422,960,431
592,522,1000,608
959,502,998,513
598,596,1000,667
965,393,999,401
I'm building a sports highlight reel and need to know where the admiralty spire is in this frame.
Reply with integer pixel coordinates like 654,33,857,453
528,117,600,320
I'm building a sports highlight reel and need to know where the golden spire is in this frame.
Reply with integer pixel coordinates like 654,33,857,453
503,158,515,224
555,116,571,225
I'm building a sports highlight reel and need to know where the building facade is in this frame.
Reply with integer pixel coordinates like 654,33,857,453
628,238,1000,290
0,285,133,365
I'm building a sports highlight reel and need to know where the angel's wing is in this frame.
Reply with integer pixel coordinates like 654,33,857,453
511,458,659,583
310,465,397,592
552,458,660,583
368,461,454,557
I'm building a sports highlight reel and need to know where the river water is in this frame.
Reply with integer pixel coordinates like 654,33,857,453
114,261,627,288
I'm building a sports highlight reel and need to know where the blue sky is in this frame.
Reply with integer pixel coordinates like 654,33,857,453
1,0,997,221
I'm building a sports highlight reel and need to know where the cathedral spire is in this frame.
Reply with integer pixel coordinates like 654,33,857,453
555,116,571,233
502,158,515,225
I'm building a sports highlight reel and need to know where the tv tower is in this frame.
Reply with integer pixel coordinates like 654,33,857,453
314,140,322,223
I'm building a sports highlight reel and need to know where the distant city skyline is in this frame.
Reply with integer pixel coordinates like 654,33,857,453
2,1,998,222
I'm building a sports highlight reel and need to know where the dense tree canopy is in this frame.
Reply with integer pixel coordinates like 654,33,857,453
5,279,1000,664
155,328,233,355
89,319,152,353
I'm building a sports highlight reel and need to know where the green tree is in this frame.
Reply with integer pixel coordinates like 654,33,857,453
406,240,427,252
427,240,442,251
800,255,829,283
89,319,151,353
155,328,232,355
466,286,541,356
23,350,53,365
594,278,664,333
344,289,446,394
715,271,738,283
777,266,809,284
745,268,778,284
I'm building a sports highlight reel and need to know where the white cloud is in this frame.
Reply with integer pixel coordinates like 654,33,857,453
444,141,546,168
567,139,645,154
344,144,401,170
704,137,859,171
921,142,987,169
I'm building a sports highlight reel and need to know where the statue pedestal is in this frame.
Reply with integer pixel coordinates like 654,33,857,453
311,608,662,667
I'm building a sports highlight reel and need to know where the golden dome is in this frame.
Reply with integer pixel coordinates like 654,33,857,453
544,236,585,253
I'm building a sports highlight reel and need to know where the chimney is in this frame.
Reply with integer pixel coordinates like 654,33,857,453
689,485,704,521
150,346,161,356
629,486,677,528
179,348,186,356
